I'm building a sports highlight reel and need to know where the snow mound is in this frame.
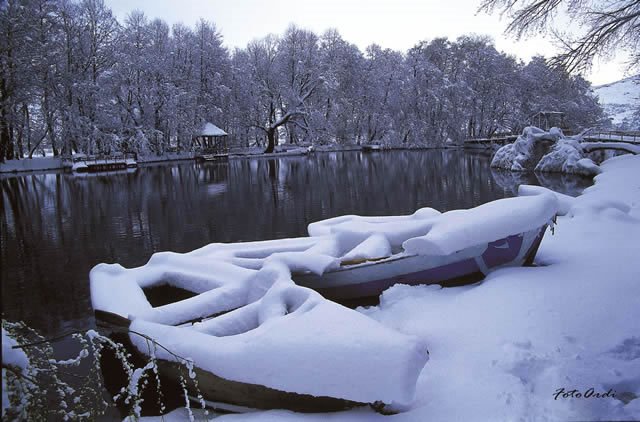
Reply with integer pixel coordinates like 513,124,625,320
340,233,392,263
403,193,558,256
307,208,441,252
492,126,602,176
535,137,601,176
491,126,562,171
517,185,575,216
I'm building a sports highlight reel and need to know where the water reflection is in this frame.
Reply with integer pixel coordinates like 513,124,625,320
490,168,592,196
1,150,591,335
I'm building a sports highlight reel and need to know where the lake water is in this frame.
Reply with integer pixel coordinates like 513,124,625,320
1,150,591,336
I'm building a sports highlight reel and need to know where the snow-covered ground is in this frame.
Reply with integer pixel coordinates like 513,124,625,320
147,154,640,421
0,157,65,173
593,76,640,129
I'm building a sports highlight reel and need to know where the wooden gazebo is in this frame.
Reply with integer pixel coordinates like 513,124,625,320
529,111,567,131
194,122,228,154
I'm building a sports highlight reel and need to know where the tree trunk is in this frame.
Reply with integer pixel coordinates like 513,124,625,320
265,128,276,153
0,102,10,162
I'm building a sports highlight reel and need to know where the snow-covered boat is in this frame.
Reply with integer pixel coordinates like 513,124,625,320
90,191,557,412
90,252,430,412
362,144,383,152
293,194,555,302
295,227,546,303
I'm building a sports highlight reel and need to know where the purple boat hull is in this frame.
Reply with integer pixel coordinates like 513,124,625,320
293,225,547,304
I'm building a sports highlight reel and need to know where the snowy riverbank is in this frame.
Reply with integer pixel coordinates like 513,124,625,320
162,154,640,421
0,153,197,174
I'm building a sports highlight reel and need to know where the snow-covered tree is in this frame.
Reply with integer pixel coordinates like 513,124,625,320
479,0,640,73
0,0,608,161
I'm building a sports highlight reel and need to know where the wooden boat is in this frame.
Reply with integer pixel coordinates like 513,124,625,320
362,144,383,152
90,244,430,413
293,224,546,304
95,309,398,414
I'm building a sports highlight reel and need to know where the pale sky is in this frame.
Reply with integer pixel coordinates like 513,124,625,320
104,0,631,85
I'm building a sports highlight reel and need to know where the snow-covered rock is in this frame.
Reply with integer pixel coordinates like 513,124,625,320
492,126,601,176
535,137,601,176
491,126,562,172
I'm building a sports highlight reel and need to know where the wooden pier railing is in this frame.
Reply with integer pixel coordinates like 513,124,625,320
583,131,640,144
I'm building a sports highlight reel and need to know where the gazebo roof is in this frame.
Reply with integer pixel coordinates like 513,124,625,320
200,122,227,137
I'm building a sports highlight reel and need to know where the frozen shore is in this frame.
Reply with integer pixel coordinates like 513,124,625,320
197,154,640,421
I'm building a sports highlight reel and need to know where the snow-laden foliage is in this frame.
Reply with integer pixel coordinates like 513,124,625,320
1,319,209,420
0,1,605,160
2,321,109,420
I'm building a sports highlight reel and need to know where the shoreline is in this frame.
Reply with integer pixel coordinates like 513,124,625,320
0,146,455,175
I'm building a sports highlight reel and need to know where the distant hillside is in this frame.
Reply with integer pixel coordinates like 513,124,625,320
593,76,640,129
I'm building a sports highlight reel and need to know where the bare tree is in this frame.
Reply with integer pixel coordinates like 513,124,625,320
479,0,640,73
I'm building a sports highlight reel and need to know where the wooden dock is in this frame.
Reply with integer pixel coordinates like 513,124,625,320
72,153,137,172
195,153,229,162
463,135,518,149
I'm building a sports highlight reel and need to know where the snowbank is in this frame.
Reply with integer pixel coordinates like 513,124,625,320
491,127,601,176
0,157,65,173
517,185,575,216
